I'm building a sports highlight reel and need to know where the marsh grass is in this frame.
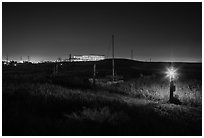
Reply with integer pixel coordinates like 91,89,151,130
3,81,202,135
2,62,202,135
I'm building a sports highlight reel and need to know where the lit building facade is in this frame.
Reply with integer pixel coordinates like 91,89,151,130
72,55,105,61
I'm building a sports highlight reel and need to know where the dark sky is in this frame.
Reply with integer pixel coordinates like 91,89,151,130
2,2,202,62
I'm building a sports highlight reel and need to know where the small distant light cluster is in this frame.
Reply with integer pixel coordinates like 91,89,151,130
2,60,33,66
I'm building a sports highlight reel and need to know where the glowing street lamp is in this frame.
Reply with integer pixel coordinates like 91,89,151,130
165,67,177,81
165,66,177,103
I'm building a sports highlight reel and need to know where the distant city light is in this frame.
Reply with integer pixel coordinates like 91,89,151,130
73,55,105,62
2,54,106,65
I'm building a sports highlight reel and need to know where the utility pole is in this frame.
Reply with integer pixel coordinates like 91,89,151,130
112,35,115,82
6,53,8,64
28,56,30,62
131,49,133,60
69,54,72,62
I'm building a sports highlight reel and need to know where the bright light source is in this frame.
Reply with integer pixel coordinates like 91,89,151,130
165,67,177,81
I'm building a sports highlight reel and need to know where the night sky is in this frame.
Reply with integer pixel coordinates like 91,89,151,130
2,2,202,62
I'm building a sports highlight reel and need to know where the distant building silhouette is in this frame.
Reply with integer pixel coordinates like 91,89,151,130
72,54,105,62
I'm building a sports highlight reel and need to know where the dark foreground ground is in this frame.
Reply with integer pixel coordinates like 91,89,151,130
2,59,202,136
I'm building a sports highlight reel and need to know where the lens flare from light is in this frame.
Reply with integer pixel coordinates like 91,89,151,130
165,67,177,81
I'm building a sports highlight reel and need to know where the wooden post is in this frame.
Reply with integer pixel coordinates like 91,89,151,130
93,63,96,86
56,64,58,76
53,64,56,77
53,63,58,77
